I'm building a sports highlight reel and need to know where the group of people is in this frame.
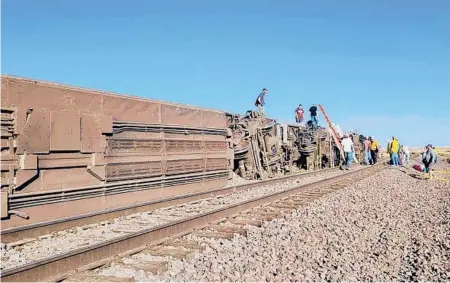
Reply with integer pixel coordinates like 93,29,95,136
254,89,440,175
343,135,410,170
294,104,319,129
379,137,440,174
362,136,382,166
253,88,319,129
319,132,440,173
342,135,382,170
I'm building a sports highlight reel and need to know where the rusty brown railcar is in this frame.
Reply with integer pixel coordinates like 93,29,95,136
1,75,368,234
1,76,230,230
226,111,346,179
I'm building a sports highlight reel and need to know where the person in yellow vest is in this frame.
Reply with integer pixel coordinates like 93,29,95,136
369,137,380,164
387,136,400,166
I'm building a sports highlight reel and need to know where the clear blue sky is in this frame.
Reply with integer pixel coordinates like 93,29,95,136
2,0,449,146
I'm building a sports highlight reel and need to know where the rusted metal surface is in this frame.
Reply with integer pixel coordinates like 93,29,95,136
1,75,368,240
1,167,337,243
1,190,8,218
0,163,384,282
226,111,366,180
1,75,228,230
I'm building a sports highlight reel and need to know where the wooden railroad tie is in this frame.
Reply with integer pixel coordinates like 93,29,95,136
163,239,206,251
228,219,263,227
192,231,236,240
209,224,247,236
64,273,134,282
142,247,193,260
111,261,168,275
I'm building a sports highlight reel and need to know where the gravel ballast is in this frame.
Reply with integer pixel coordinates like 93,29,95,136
162,166,450,282
1,166,359,271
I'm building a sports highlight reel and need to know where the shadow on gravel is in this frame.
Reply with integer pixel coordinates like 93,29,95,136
394,166,427,180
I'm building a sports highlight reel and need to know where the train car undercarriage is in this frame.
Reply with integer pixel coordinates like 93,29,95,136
226,111,361,181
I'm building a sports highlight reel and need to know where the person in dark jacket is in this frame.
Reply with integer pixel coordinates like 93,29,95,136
309,104,319,129
422,144,436,173
321,154,329,169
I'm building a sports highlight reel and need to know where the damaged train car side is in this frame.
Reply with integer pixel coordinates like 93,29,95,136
226,111,364,181
1,76,229,230
0,75,366,232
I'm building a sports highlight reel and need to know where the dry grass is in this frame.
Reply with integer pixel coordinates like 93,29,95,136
435,147,450,158
409,147,450,164
410,146,450,155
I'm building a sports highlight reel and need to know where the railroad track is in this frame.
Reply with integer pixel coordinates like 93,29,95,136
1,167,341,244
1,164,385,282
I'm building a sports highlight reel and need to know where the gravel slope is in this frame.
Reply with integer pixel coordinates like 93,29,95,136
164,166,450,282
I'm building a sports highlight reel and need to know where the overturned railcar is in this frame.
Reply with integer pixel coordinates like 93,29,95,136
226,111,340,180
226,111,367,180
1,76,229,230
0,75,366,231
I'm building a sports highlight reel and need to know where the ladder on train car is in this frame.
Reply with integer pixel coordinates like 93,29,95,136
318,104,346,165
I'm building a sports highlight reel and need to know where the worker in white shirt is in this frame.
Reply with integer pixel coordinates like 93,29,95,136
341,133,354,170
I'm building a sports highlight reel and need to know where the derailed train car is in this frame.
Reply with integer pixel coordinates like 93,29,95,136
0,75,365,231
226,110,364,180
1,76,229,230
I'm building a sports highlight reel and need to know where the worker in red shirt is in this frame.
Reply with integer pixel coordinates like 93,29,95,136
295,104,305,126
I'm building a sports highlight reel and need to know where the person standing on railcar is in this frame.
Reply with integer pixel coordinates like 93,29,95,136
254,88,268,114
309,104,319,130
295,104,305,126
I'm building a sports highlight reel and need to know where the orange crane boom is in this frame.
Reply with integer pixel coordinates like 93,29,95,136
318,104,345,161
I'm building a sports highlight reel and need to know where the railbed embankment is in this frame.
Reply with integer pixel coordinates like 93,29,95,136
0,166,361,271
156,164,450,282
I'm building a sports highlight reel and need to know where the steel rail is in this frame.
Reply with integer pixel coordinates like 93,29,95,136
1,163,385,282
1,167,338,243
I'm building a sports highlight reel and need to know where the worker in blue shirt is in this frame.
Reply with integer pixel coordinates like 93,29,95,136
254,88,268,114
